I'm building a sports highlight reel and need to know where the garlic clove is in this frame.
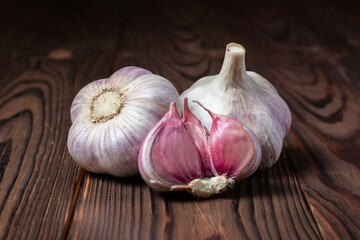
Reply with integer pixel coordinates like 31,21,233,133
139,102,204,192
195,101,261,180
179,43,291,169
181,98,213,177
139,99,261,198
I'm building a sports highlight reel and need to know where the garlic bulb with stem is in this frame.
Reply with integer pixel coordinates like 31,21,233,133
138,99,261,198
180,43,291,169
68,66,180,177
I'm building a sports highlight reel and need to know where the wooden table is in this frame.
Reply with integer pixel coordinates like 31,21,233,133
0,1,359,239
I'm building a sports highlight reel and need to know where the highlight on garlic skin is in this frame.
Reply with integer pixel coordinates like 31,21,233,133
138,99,261,198
67,66,179,177
180,43,292,169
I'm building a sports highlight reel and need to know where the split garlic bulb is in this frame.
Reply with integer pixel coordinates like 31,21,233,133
68,66,179,177
139,99,261,198
180,43,291,169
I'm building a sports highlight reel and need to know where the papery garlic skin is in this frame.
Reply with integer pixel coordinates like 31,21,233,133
182,99,212,177
139,100,261,198
68,66,179,177
180,43,291,169
198,102,262,180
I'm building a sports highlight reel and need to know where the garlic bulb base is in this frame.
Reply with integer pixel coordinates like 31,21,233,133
187,176,234,198
90,88,125,123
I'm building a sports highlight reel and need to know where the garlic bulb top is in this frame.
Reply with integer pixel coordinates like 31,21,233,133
180,43,291,169
68,66,179,177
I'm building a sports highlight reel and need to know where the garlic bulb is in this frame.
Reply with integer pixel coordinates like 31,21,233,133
68,66,179,177
180,43,291,169
138,99,261,198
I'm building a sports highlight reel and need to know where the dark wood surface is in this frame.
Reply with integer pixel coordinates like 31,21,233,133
0,1,359,239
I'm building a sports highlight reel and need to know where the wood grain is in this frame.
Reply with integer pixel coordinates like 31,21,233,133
0,0,359,239
68,1,359,239
0,4,120,239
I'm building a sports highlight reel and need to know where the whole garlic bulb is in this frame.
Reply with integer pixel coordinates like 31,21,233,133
68,66,179,177
180,43,291,169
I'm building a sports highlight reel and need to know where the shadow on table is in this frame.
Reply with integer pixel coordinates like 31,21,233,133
85,143,310,202
159,143,312,201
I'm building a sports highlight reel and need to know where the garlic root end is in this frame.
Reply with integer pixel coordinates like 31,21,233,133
188,176,234,198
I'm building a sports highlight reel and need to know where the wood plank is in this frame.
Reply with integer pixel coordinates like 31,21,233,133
245,3,360,239
0,4,120,239
68,173,167,239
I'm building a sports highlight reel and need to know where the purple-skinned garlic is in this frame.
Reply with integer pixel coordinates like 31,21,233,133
180,43,292,169
138,99,261,198
182,99,212,177
67,66,179,177
195,101,261,181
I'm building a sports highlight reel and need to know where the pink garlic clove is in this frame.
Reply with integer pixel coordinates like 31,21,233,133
195,101,262,181
139,99,261,198
181,98,213,177
139,102,204,192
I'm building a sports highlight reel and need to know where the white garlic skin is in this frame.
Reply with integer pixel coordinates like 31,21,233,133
180,43,291,169
68,67,180,177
